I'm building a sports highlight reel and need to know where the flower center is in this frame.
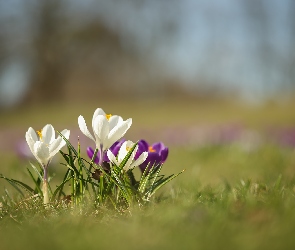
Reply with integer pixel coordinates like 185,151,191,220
126,146,131,151
149,146,156,152
106,114,112,120
37,130,43,140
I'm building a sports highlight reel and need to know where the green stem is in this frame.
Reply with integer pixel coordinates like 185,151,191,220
78,140,84,202
71,169,75,206
99,175,104,204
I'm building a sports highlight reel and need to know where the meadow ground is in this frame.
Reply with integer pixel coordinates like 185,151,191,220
0,96,295,250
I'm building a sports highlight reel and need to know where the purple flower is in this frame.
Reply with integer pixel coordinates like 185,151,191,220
87,139,125,164
136,140,169,173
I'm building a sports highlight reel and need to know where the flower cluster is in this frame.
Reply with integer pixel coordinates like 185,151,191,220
87,139,169,173
23,107,170,205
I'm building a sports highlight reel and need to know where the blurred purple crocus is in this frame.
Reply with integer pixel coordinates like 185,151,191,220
136,140,169,173
87,139,126,164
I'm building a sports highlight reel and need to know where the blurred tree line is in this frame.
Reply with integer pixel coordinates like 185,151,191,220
0,0,294,108
0,0,161,107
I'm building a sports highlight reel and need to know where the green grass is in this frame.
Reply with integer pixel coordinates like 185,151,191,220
1,145,295,250
1,97,295,129
1,98,295,249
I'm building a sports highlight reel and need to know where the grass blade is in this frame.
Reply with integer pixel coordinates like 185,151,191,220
0,174,34,196
26,168,43,195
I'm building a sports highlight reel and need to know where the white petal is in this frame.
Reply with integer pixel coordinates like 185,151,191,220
60,129,70,140
126,118,132,128
103,118,132,150
53,129,70,152
78,115,95,142
93,115,109,147
107,150,119,166
27,127,38,142
92,108,106,129
109,115,123,130
130,152,148,169
123,151,137,171
49,137,63,157
119,141,136,170
117,141,129,162
25,127,37,154
49,129,70,156
34,141,50,166
42,124,55,144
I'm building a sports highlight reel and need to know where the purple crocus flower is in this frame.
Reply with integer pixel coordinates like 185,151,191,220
87,139,126,164
136,140,169,173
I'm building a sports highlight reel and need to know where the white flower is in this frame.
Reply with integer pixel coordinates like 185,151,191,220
107,140,148,171
78,108,132,151
25,124,70,167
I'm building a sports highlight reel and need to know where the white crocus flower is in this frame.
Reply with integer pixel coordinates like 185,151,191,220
25,124,70,204
107,140,148,171
78,108,132,153
25,124,70,167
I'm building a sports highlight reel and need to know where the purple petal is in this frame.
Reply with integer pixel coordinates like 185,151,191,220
139,152,161,172
103,139,125,162
112,139,126,155
160,147,169,163
135,140,149,159
103,152,110,162
109,141,119,151
87,147,99,164
152,142,165,153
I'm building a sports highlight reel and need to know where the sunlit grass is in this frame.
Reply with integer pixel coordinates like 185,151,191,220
1,97,295,249
1,97,295,129
1,171,295,250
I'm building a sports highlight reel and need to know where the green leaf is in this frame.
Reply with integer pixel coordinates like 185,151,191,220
127,170,137,187
57,130,79,156
29,162,43,181
58,131,90,176
110,169,132,205
58,168,71,200
0,174,34,197
52,176,72,201
149,170,185,197
118,142,138,170
138,164,155,194
26,168,43,195
149,164,163,188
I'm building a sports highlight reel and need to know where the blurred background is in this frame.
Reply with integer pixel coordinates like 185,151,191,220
0,0,295,184
0,0,295,107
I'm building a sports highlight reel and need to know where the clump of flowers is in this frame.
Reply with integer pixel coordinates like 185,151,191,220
0,108,183,209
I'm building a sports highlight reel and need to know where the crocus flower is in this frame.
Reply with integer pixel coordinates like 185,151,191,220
25,124,70,204
136,140,168,173
87,139,125,164
78,108,132,163
107,140,148,171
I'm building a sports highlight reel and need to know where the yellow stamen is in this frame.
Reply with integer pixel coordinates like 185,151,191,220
149,146,156,152
106,114,112,120
37,130,42,140
126,146,131,151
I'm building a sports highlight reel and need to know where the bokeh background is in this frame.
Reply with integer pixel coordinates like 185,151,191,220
0,0,295,184
1,0,295,106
